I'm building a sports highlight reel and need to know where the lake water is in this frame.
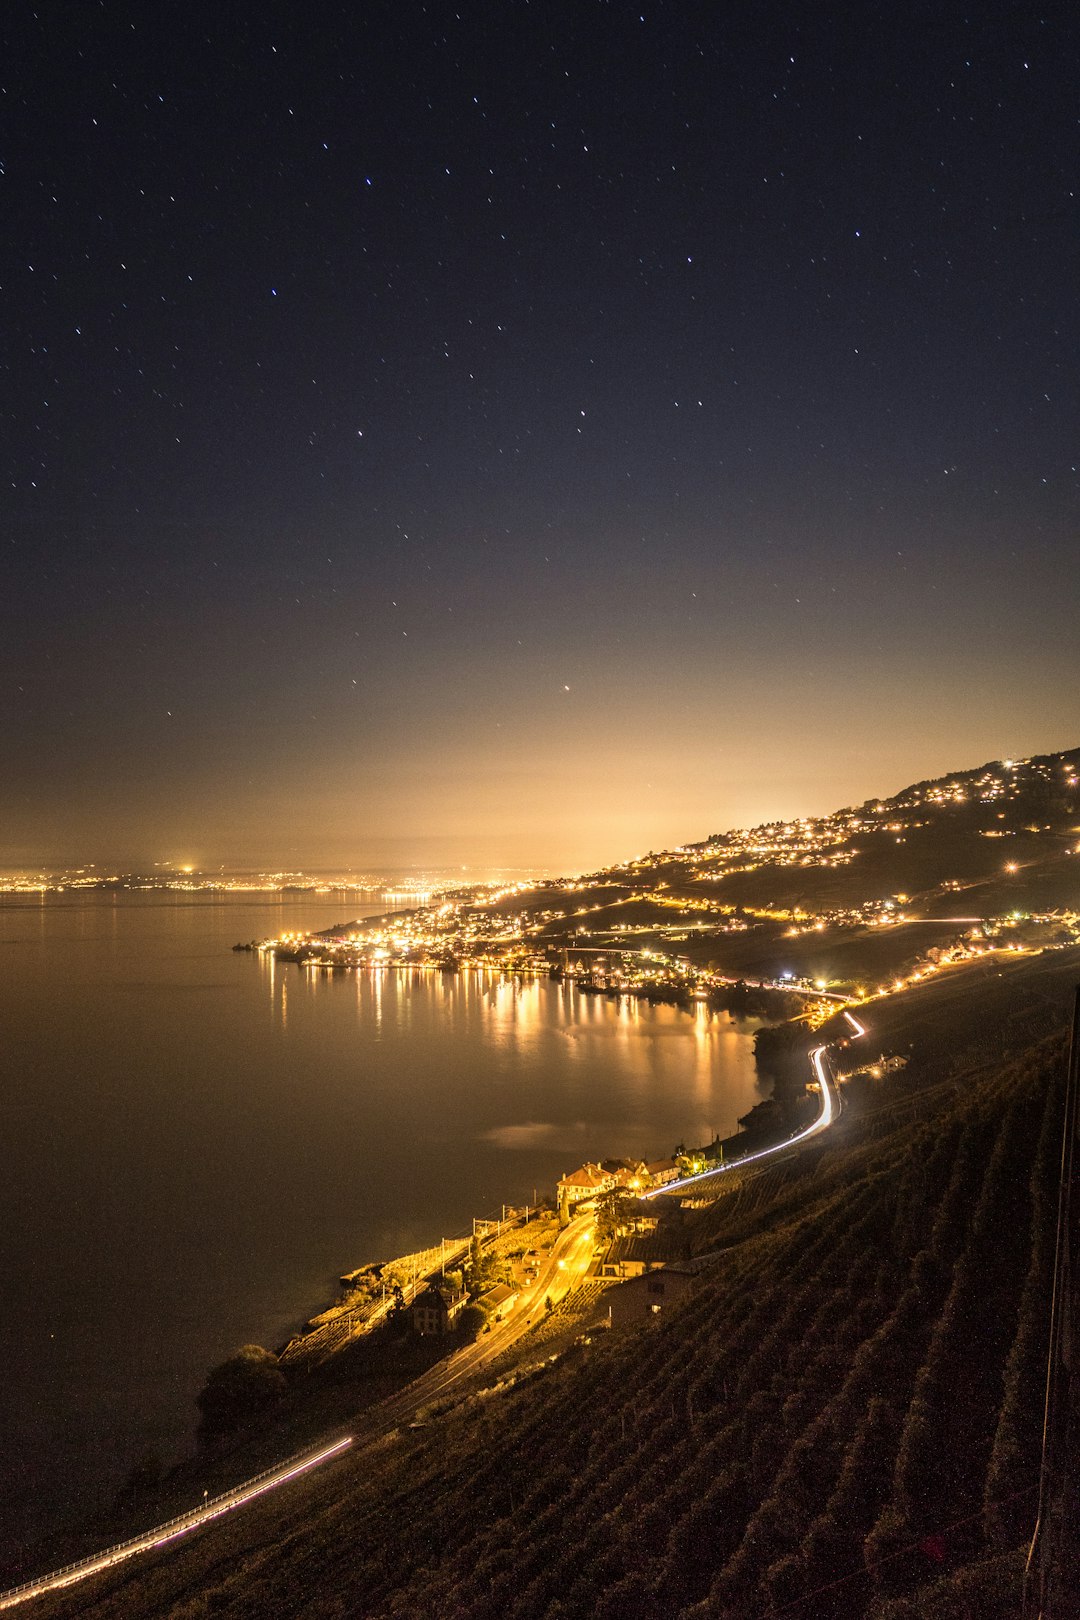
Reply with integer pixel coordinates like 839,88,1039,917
0,891,765,1566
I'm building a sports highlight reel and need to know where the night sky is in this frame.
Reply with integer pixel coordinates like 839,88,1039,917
3,3,1078,874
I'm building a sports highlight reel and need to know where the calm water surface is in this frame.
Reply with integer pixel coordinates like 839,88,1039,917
0,892,764,1564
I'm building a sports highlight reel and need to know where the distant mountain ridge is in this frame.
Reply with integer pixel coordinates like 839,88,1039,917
483,747,1080,995
565,746,1080,902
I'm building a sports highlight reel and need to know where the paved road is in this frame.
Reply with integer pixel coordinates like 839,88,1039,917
644,1008,865,1200
354,1212,597,1434
0,1218,597,1612
0,1439,354,1612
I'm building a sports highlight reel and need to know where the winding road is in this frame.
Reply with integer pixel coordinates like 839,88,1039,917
644,1007,864,1200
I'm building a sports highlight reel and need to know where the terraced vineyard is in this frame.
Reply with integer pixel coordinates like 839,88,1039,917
61,1030,1064,1620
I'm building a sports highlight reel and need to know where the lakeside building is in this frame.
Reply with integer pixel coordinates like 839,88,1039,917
478,1282,518,1319
411,1284,468,1336
557,1164,617,1206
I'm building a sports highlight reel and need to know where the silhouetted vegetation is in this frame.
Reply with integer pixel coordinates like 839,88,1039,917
196,1345,287,1439
754,1016,816,1102
708,979,805,1020
457,1303,490,1343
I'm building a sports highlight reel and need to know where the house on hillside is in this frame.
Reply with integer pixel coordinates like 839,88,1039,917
411,1284,467,1336
645,1157,681,1186
600,1233,659,1279
600,1157,649,1192
605,1267,695,1326
557,1163,616,1206
599,1221,684,1279
599,1250,649,1280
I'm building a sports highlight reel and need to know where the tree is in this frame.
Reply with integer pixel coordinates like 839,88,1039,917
559,1186,571,1229
594,1188,637,1241
196,1344,287,1438
465,1233,499,1297
458,1302,490,1342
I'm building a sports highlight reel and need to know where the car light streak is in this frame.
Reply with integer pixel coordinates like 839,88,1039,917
0,1437,353,1611
644,1014,866,1200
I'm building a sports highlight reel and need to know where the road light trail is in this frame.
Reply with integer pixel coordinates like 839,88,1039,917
644,1013,865,1200
0,1438,353,1612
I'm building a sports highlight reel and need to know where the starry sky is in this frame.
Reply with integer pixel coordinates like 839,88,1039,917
3,2,1078,875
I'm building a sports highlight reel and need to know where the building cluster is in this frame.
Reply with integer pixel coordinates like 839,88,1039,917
251,749,1080,1011
557,1157,680,1208
0,866,411,896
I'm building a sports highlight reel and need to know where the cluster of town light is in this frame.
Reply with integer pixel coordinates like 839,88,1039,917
0,867,396,895
242,754,1080,1004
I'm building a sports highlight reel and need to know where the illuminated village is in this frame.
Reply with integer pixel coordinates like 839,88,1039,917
250,751,1080,1011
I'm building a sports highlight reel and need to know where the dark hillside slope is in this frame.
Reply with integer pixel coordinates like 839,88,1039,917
56,1035,1064,1620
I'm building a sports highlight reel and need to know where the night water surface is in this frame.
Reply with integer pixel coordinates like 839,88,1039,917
0,892,765,1563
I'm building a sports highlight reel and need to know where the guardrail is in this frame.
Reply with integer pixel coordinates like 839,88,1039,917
0,1437,353,1611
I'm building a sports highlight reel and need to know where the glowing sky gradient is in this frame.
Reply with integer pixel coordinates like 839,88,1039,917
3,5,1077,873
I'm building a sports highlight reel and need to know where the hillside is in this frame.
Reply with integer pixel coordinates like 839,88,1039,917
38,972,1070,1619
524,749,1080,988
299,749,1080,1000
22,752,1077,1618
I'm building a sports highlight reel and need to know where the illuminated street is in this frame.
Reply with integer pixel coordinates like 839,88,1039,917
0,1440,353,1612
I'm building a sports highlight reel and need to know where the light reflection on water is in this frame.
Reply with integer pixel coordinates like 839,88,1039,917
268,959,765,1160
0,892,765,1565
